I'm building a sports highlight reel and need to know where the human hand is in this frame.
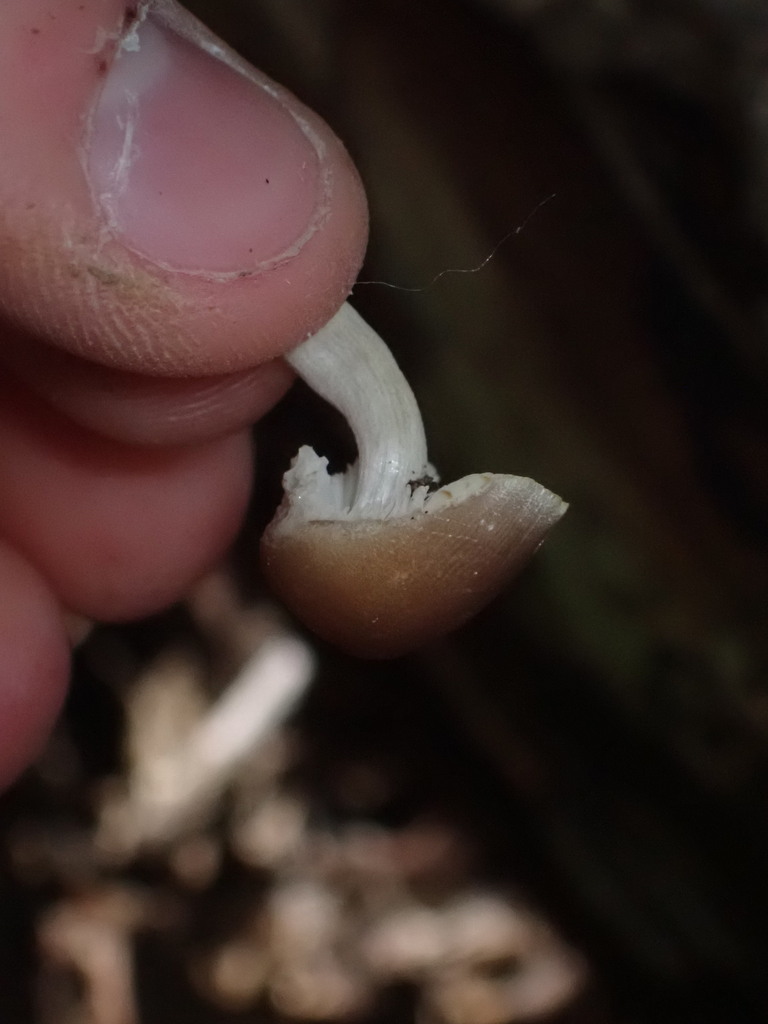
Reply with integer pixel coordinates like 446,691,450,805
0,0,368,788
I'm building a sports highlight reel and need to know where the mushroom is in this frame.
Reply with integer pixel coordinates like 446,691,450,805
260,302,566,658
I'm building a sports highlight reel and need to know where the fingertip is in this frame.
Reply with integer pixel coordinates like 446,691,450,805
0,0,368,377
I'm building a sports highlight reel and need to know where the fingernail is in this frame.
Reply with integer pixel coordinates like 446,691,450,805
85,4,329,275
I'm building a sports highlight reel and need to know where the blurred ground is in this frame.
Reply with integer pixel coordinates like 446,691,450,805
3,1,768,1021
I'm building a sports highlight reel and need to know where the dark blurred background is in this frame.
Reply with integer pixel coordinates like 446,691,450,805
4,1,768,1022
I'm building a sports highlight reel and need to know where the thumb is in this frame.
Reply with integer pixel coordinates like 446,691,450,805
0,0,368,377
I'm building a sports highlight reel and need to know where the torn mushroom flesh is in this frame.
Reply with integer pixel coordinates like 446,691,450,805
260,302,566,658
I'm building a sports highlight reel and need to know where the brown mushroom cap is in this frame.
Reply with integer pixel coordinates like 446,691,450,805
260,473,566,658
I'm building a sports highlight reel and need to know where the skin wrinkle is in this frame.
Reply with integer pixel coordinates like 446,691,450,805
70,242,190,370
0,209,182,372
158,376,260,421
111,314,170,370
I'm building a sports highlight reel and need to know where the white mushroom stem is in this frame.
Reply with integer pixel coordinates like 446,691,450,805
285,302,430,519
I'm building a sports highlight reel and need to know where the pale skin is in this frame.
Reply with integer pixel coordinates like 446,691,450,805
0,0,369,788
